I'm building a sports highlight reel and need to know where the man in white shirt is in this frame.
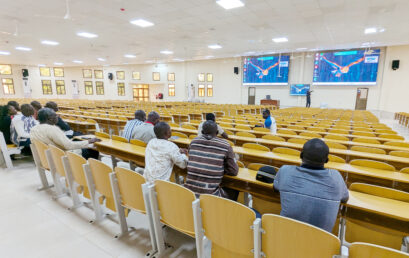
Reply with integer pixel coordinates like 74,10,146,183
197,113,228,139
30,108,100,159
133,111,160,143
10,104,38,154
262,109,277,134
143,122,188,183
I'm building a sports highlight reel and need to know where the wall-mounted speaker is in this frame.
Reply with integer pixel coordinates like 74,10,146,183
108,73,113,80
22,69,29,77
234,67,239,74
392,60,400,70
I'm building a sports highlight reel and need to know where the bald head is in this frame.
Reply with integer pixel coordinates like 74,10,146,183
301,138,329,167
202,120,218,137
147,111,160,125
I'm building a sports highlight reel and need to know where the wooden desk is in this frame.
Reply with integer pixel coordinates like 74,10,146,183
346,191,409,222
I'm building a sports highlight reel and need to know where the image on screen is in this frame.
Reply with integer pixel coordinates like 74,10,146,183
312,49,380,85
290,84,310,96
243,55,289,85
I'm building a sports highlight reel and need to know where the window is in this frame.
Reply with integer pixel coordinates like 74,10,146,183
94,70,103,79
2,78,14,95
84,81,93,95
54,67,64,77
0,65,12,75
132,84,149,101
207,73,213,82
132,71,140,80
40,67,51,77
198,84,205,97
207,84,213,97
168,73,175,81
116,71,125,80
96,81,104,95
83,69,92,78
42,80,53,95
117,82,125,96
168,84,175,96
55,80,66,95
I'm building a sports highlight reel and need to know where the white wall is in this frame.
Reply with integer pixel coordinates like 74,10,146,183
379,45,409,113
1,45,408,113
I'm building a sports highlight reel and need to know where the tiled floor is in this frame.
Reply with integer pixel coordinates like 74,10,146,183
0,117,408,258
0,158,196,258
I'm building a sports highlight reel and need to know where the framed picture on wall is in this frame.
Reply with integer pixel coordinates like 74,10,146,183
83,69,92,78
207,73,213,82
168,72,175,81
132,71,141,80
153,72,160,81
198,73,205,82
116,71,125,80
94,70,103,79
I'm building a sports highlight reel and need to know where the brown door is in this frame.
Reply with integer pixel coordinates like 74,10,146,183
355,88,368,110
248,87,255,105
132,84,149,101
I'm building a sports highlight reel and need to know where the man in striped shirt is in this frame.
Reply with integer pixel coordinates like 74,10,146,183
122,110,146,141
185,120,239,200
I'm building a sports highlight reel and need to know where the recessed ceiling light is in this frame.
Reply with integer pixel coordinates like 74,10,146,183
364,27,377,34
38,64,46,67
123,62,129,65
296,47,307,51
124,54,136,58
130,19,154,27
160,50,173,55
173,58,184,62
76,32,98,38
103,64,110,67
272,37,288,43
0,51,10,55
145,60,154,63
15,46,32,51
54,62,63,65
216,0,244,10
97,58,106,61
72,60,83,64
41,40,59,46
206,55,214,59
208,44,222,49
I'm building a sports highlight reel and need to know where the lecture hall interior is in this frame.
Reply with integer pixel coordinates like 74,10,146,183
1,0,409,257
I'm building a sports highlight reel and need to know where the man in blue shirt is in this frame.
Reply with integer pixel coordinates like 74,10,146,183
273,138,349,232
122,110,146,141
262,109,277,134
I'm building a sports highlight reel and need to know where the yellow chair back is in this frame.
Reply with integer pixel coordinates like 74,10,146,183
328,154,346,163
172,132,188,138
261,214,341,258
155,180,196,237
114,167,146,213
242,143,270,152
130,138,147,147
112,135,128,142
95,131,110,138
66,152,90,198
261,135,285,142
236,131,256,138
32,139,50,170
273,147,300,156
351,146,386,155
350,159,395,171
48,145,66,177
88,158,116,211
200,194,256,258
349,242,409,258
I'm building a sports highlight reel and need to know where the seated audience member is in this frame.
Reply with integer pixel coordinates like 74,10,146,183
10,104,38,154
0,104,17,144
262,109,277,134
122,110,146,141
30,108,100,159
143,122,188,183
197,113,228,139
185,120,239,200
132,111,160,143
30,101,42,120
44,101,74,137
7,101,20,115
273,138,349,232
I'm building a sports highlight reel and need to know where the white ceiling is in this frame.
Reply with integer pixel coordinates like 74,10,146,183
0,0,409,66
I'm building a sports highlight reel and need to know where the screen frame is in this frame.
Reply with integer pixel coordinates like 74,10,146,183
312,48,380,86
242,54,290,86
290,84,310,96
